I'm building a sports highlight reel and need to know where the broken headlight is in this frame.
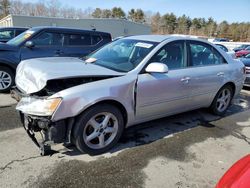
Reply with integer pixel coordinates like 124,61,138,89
16,97,62,116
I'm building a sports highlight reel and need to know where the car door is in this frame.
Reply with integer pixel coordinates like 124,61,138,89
20,31,64,60
62,32,94,57
136,40,194,121
185,40,228,107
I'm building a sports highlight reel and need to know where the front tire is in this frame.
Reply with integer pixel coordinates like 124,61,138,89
210,85,233,115
0,66,14,93
73,104,124,155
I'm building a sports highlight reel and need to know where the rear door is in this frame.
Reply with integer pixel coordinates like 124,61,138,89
20,31,64,60
185,40,228,107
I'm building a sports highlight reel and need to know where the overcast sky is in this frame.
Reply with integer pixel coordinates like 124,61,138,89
21,0,250,23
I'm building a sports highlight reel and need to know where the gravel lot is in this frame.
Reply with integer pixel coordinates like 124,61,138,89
0,89,250,188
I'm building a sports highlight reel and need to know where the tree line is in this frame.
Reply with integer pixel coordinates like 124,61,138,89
0,0,249,41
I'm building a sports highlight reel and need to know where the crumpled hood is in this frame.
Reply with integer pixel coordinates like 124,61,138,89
16,57,124,94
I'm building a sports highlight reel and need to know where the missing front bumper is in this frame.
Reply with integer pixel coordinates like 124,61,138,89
21,114,67,155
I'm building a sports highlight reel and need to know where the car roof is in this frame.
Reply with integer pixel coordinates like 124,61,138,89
28,26,111,36
0,27,29,30
125,35,172,42
124,35,210,43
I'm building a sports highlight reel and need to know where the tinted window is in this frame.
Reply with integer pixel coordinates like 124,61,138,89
66,33,91,46
15,29,26,36
189,42,225,66
149,41,185,70
32,32,63,46
0,30,14,39
92,35,102,45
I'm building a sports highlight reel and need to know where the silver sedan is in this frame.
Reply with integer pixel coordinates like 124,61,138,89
12,35,245,155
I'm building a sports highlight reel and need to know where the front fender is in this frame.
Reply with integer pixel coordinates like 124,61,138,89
0,59,19,70
50,74,137,126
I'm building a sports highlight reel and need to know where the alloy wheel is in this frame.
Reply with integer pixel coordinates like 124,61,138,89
0,70,12,90
83,112,119,150
216,88,231,113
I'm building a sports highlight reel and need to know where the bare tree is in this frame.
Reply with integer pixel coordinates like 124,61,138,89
35,1,47,16
47,0,61,17
0,0,10,18
10,0,25,15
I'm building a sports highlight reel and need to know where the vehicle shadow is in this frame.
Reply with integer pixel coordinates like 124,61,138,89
61,91,250,156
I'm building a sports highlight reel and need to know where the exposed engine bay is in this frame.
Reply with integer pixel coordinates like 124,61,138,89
32,76,114,97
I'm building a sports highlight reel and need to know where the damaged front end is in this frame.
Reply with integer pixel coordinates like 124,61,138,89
20,113,73,156
11,76,111,155
11,87,67,155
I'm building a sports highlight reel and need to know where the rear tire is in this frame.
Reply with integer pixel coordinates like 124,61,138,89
0,66,14,93
73,104,124,155
210,85,233,115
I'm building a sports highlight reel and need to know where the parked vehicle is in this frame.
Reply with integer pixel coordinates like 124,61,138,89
213,38,229,42
0,27,28,43
216,155,250,188
233,44,250,52
11,35,245,155
235,46,250,58
0,26,112,92
240,54,250,86
215,43,236,59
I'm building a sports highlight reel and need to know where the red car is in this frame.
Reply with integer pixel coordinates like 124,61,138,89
236,46,250,58
216,154,250,188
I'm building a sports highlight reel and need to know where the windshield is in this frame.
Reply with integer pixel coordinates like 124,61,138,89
85,39,158,72
7,30,35,45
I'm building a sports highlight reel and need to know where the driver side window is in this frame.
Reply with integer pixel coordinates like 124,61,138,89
149,41,185,70
32,32,63,46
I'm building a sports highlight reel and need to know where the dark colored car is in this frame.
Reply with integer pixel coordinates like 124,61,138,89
213,38,229,42
240,53,250,86
233,44,250,52
0,26,112,92
0,27,28,43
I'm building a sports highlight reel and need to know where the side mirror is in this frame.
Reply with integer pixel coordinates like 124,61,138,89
25,41,35,48
145,62,169,73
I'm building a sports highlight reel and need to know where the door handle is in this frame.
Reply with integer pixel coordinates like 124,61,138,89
181,77,191,83
217,72,224,76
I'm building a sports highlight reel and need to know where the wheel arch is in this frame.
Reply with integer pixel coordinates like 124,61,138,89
222,81,236,97
0,61,16,74
81,99,128,126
